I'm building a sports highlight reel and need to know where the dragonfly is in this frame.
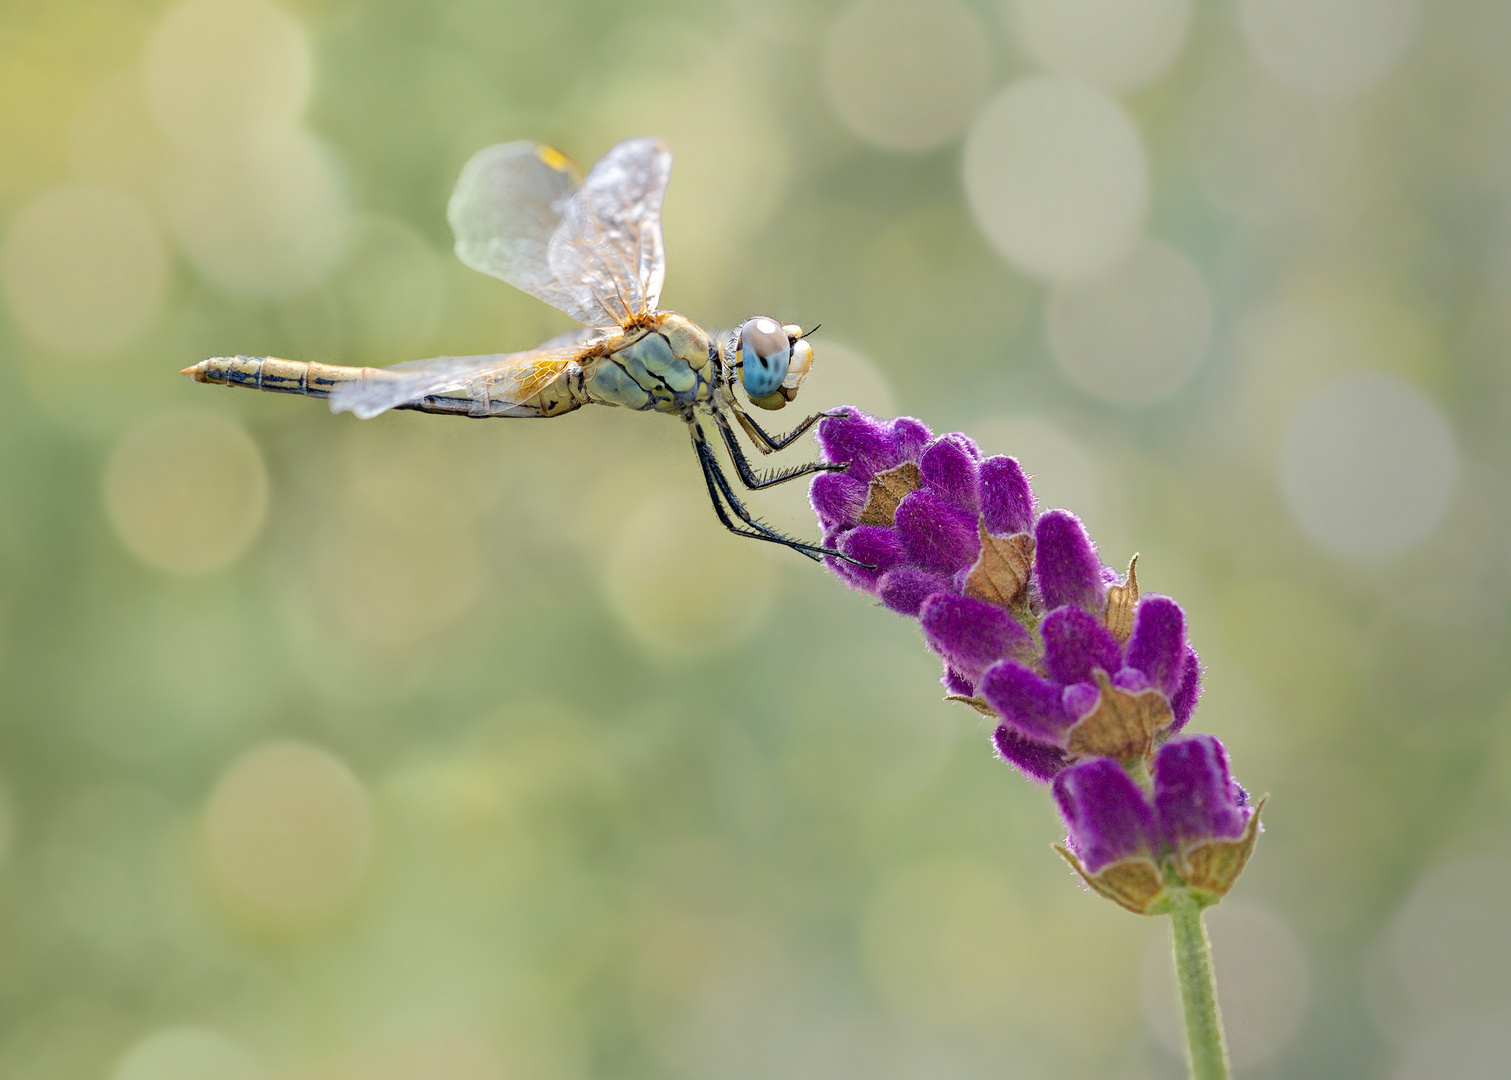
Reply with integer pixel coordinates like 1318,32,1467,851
181,137,864,565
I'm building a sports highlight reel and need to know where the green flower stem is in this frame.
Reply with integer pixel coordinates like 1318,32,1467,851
1168,891,1230,1080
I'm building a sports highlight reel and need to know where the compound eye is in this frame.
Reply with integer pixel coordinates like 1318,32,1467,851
738,317,791,398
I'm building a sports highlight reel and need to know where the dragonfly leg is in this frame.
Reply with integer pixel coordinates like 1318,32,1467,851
712,410,839,491
688,422,872,568
730,402,851,454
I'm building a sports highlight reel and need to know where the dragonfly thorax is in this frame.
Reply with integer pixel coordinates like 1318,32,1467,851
582,311,715,414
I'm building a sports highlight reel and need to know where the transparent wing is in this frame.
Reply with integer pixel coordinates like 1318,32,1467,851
447,138,672,329
549,137,671,325
329,347,579,420
447,142,615,328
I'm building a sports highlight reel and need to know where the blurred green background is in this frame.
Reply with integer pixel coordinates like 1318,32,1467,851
2,0,1509,1076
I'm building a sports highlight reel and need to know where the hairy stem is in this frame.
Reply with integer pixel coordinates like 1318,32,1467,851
1169,892,1230,1080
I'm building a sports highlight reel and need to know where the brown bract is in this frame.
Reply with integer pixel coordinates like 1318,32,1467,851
943,693,998,717
962,522,1035,610
859,462,922,526
1065,668,1174,763
1103,554,1140,645
1055,846,1167,915
1178,799,1265,905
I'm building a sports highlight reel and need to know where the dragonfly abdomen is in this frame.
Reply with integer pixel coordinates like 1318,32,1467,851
181,355,592,419
182,355,381,399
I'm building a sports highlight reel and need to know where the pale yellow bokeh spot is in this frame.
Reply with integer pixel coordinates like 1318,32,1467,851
111,1026,260,1080
0,4,155,203
1239,0,1419,101
104,411,269,575
861,857,1028,1031
1279,374,1457,563
143,0,312,151
603,486,776,661
203,740,373,929
311,427,487,652
335,216,447,360
1232,269,1443,460
1048,239,1213,405
823,0,992,152
963,77,1149,282
161,127,350,298
1016,0,1192,92
302,1030,510,1080
1218,578,1362,736
1,183,169,357
1388,860,1511,1019
68,73,169,202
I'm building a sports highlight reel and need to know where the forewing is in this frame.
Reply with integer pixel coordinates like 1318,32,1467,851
329,347,578,420
447,142,619,328
547,138,671,325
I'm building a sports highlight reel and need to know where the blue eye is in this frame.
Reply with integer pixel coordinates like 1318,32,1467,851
738,317,791,398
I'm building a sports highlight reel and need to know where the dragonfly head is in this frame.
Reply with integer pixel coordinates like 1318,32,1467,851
735,317,813,411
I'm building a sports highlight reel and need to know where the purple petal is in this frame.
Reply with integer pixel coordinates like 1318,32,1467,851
979,660,1071,743
993,725,1069,783
878,568,952,616
810,472,868,530
1061,680,1099,720
920,594,1033,682
1125,596,1188,700
1053,759,1159,874
949,433,981,459
815,410,899,482
978,456,1035,535
1154,735,1250,852
895,490,980,576
919,437,980,513
834,526,909,590
942,665,974,697
1169,644,1202,734
1041,605,1122,687
890,417,932,463
1033,511,1105,614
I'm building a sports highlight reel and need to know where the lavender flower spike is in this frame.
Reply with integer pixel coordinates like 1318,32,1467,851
810,407,1262,1077
808,407,1258,917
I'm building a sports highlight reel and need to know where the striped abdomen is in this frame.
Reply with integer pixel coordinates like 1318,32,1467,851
182,355,383,399
180,355,584,418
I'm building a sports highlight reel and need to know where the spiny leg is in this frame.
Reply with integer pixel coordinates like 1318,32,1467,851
688,421,870,566
729,400,850,454
693,453,820,562
689,425,821,561
712,409,843,491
